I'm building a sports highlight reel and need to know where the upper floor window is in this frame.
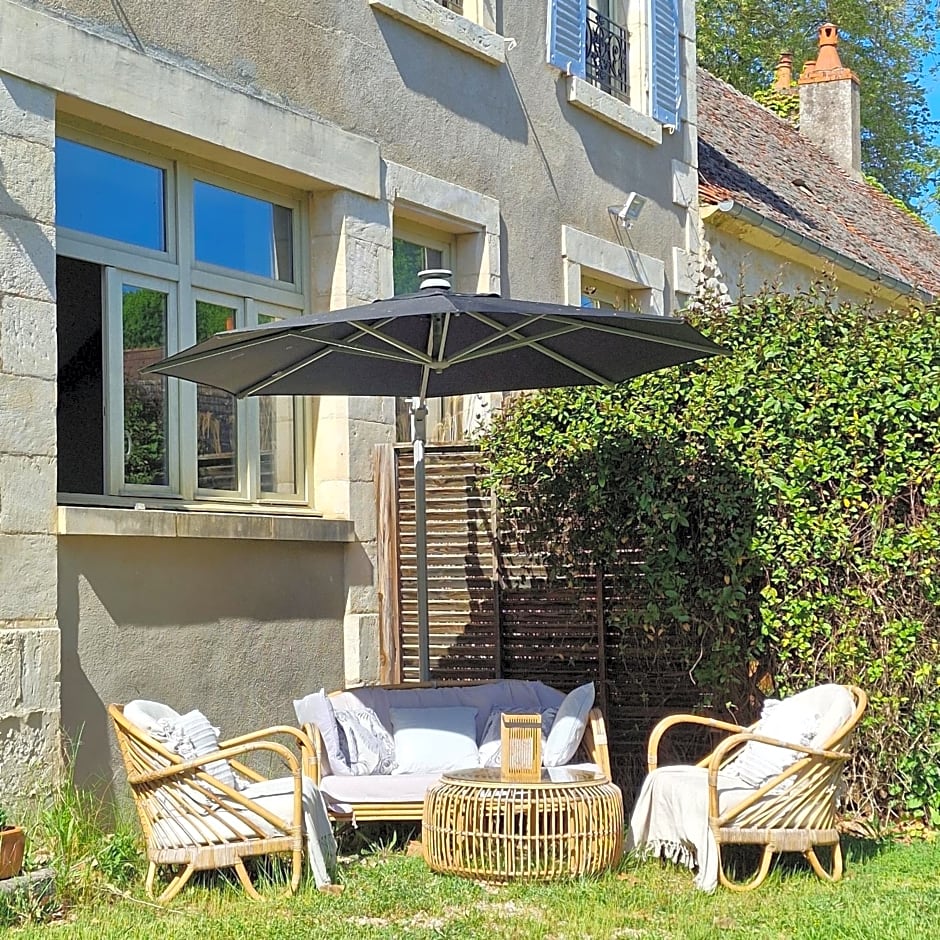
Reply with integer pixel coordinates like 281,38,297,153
55,131,309,506
580,274,637,311
547,0,681,128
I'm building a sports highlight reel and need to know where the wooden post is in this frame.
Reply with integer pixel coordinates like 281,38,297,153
595,564,609,721
375,444,402,684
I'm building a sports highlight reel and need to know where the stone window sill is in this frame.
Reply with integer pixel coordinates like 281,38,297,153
57,505,355,542
370,0,505,65
566,76,662,146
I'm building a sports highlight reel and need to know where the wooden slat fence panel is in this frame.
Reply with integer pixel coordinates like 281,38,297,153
379,443,719,796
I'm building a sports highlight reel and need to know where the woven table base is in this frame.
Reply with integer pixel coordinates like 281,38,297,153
423,768,623,881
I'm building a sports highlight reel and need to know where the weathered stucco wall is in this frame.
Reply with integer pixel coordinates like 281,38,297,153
704,225,918,311
58,535,347,793
30,0,695,308
0,0,700,803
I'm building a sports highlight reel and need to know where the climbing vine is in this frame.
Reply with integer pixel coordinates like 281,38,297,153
481,283,940,824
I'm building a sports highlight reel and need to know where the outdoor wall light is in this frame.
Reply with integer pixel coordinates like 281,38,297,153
608,192,647,229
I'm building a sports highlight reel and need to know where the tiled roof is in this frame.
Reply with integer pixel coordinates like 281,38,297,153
697,67,940,298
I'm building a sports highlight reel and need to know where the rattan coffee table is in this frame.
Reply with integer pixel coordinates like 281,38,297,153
422,767,623,881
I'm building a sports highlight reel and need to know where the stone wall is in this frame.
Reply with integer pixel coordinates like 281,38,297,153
0,73,61,804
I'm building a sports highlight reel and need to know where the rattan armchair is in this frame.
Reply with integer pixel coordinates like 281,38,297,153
109,703,320,902
645,685,868,890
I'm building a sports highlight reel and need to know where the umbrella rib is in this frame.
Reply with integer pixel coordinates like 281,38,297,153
453,312,613,384
539,314,724,355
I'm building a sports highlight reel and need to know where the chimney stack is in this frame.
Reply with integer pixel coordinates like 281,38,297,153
797,24,861,178
773,52,793,91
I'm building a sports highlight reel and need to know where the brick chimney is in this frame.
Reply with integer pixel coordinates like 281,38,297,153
797,24,861,178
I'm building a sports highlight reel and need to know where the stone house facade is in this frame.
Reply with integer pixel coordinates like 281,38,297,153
0,0,698,799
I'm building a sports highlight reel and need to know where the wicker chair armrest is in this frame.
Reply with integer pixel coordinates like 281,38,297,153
220,725,317,780
705,731,850,820
299,723,325,784
647,714,749,771
131,739,299,786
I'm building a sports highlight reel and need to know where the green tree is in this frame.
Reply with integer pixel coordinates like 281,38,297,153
697,0,939,211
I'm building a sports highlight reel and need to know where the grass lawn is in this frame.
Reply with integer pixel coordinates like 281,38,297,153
8,835,940,939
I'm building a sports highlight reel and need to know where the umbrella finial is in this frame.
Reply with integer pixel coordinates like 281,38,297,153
419,269,452,290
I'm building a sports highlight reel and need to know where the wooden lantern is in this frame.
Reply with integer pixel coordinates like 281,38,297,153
499,713,542,781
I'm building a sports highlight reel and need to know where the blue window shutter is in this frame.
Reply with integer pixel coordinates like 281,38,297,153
547,0,586,78
650,0,681,129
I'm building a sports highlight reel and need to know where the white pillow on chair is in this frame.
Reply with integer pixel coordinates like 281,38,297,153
725,684,854,788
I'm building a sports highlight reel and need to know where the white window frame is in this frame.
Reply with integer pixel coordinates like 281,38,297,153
552,0,673,145
562,224,664,315
385,163,502,442
56,124,313,507
104,268,181,497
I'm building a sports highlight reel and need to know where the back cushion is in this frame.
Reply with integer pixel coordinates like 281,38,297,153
727,684,855,788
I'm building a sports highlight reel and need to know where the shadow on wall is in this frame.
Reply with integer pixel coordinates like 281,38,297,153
58,535,349,794
372,16,528,143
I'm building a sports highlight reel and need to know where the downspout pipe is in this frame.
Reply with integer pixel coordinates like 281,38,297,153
703,199,934,304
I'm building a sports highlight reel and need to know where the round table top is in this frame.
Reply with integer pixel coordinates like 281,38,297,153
439,766,610,788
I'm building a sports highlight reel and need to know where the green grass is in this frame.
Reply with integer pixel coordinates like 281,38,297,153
7,833,940,939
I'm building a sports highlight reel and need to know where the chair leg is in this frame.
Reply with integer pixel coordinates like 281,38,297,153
156,862,196,904
289,847,303,895
805,841,844,883
144,861,157,898
717,844,775,892
233,858,264,901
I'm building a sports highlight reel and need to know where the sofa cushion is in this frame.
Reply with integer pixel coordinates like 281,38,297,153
330,679,564,743
390,706,480,775
725,684,855,788
543,681,595,767
333,707,396,775
294,689,351,775
320,772,443,806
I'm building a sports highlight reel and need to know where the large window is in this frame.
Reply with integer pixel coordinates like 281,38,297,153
56,132,308,505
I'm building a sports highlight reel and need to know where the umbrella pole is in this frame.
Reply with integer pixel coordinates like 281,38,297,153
411,398,431,682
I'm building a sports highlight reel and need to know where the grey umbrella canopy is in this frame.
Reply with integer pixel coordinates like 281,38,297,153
145,283,727,679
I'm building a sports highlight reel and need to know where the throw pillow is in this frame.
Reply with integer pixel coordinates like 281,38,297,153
294,689,351,775
333,707,396,775
389,706,480,775
477,706,557,769
175,709,241,791
542,681,595,767
726,684,855,788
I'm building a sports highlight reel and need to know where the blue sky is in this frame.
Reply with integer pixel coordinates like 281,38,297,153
925,48,940,233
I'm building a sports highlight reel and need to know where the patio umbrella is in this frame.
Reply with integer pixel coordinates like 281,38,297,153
145,275,727,680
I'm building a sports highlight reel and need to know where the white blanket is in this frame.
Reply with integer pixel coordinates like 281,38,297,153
625,766,754,892
239,777,337,889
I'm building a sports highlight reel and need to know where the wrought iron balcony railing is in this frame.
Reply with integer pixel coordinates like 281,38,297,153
434,0,464,13
586,6,630,103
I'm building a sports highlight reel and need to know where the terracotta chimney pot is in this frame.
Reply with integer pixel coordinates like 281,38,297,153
796,23,862,178
773,52,793,91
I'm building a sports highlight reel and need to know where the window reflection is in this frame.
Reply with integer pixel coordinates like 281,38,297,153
194,181,294,282
122,286,169,486
258,313,297,494
56,138,166,250
196,301,239,492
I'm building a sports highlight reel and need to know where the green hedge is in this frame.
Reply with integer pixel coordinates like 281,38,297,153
480,283,940,824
